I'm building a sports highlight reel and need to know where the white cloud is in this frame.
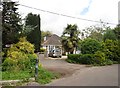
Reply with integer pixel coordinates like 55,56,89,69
12,0,119,36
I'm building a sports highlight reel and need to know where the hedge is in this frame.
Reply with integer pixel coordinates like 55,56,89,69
67,54,94,65
67,53,113,66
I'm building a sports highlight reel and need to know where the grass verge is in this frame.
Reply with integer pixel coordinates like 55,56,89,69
1,67,60,86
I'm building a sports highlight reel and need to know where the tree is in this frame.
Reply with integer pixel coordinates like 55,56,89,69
2,2,22,48
25,13,41,52
114,25,120,41
80,38,102,54
61,24,80,54
103,28,117,41
82,23,107,41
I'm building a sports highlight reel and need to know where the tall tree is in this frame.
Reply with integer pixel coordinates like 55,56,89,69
2,2,22,48
61,24,80,54
25,13,41,52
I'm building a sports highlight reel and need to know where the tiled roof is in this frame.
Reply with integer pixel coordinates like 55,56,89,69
43,34,62,46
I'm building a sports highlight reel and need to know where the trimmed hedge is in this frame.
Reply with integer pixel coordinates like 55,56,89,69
67,53,113,66
67,54,81,63
67,54,94,65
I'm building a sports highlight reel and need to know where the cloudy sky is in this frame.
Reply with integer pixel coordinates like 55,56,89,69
12,0,119,36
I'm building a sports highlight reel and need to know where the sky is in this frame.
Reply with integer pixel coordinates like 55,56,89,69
10,0,120,36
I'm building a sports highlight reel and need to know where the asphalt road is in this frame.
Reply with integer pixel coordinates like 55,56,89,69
39,54,118,86
46,64,118,86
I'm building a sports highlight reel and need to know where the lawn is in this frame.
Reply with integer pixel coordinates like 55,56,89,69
1,67,60,86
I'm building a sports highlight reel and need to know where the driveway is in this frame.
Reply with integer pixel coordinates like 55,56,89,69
38,54,118,86
39,54,87,77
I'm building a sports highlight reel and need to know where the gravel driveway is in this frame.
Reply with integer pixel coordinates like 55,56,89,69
39,54,87,78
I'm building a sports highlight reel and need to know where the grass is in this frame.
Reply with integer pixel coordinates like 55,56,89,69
1,67,60,86
36,67,60,84
2,70,33,81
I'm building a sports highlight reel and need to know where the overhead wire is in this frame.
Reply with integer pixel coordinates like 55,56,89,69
12,4,118,25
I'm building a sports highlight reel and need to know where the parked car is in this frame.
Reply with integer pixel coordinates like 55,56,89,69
49,49,62,58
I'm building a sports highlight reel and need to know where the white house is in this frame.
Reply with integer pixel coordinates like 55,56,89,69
42,34,62,57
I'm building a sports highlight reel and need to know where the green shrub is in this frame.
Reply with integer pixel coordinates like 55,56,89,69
105,59,113,65
40,48,46,53
80,38,102,54
93,51,106,66
67,54,94,64
67,53,113,66
103,39,120,62
67,54,81,63
13,37,35,54
103,29,117,41
79,54,94,64
2,57,17,71
2,37,37,72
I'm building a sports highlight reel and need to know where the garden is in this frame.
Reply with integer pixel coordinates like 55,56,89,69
66,38,120,66
62,24,120,66
1,37,60,86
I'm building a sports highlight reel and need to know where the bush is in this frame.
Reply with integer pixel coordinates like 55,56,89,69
40,48,46,53
2,37,37,71
67,54,94,64
67,53,113,66
2,57,17,71
80,38,102,54
67,54,81,63
13,37,35,54
102,39,120,62
79,54,94,64
93,51,106,66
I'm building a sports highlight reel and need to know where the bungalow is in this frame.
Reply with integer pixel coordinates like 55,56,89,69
42,34,62,58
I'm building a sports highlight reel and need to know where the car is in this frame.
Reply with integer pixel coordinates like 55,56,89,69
48,49,62,58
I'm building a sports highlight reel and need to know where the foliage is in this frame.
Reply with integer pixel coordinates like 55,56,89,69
2,2,22,48
67,54,81,63
114,25,120,40
20,25,35,37
2,71,32,80
93,51,106,66
2,67,60,85
67,54,94,64
2,57,17,71
35,67,60,84
2,37,37,71
25,13,41,52
82,24,106,41
103,28,117,41
40,48,46,53
80,38,102,54
61,24,80,54
67,52,113,66
102,39,120,62
79,54,94,64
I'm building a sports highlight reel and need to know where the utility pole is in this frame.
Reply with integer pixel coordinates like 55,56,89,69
118,1,120,25
35,57,39,81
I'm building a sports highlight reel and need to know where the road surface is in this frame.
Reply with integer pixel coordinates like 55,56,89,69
39,54,119,86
